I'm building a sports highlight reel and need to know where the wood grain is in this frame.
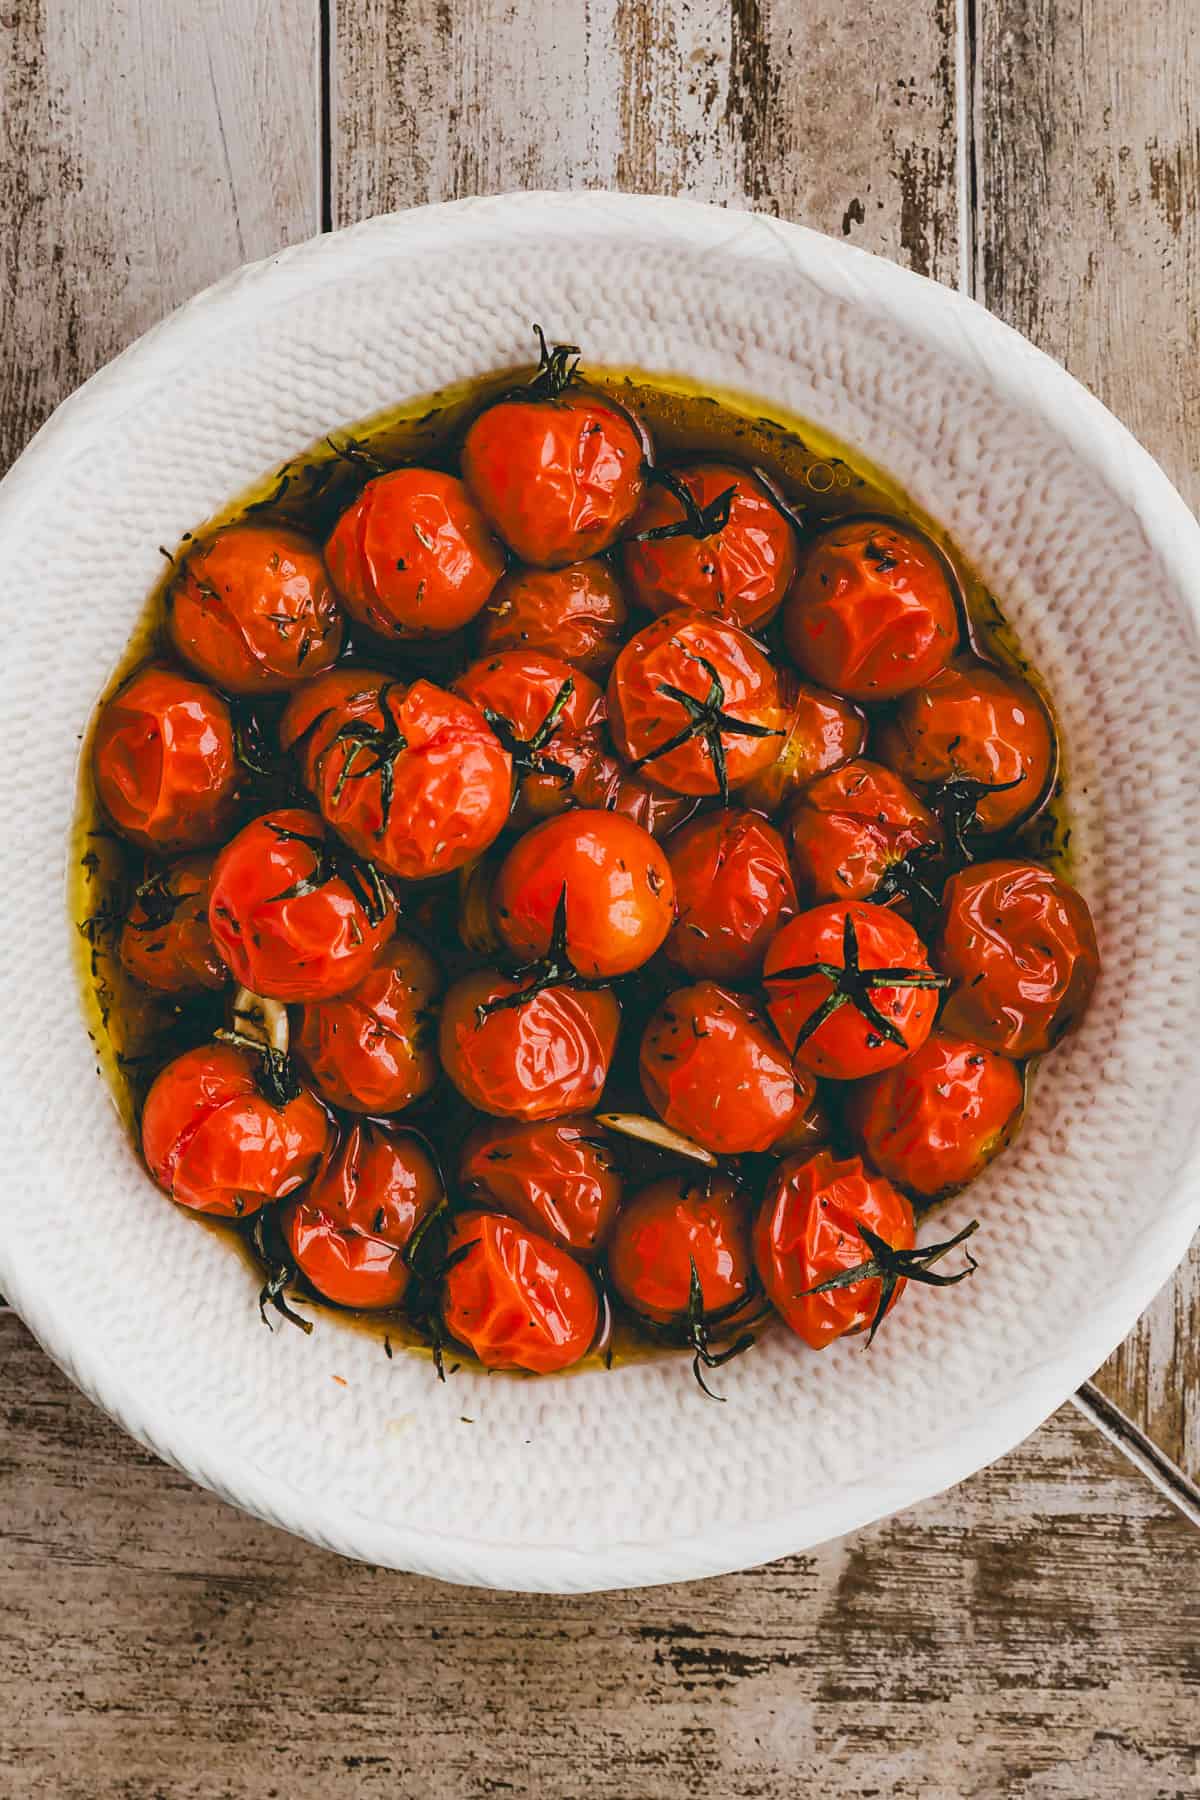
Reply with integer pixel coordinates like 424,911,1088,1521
0,1312,1195,1800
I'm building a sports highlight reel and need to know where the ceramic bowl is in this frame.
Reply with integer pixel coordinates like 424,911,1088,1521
1,192,1197,1592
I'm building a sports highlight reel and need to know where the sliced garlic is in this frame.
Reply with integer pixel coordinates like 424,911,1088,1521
594,1112,718,1168
229,986,289,1056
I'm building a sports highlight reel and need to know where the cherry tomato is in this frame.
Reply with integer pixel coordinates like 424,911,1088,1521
622,462,797,628
283,1122,444,1309
475,559,629,676
118,854,228,993
492,810,675,978
607,1174,753,1326
207,807,394,1002
92,664,240,852
167,524,343,693
937,859,1099,1057
607,608,785,800
783,518,959,701
739,671,866,816
874,659,1056,841
847,1032,1024,1196
295,933,441,1113
767,1088,835,1157
459,1116,621,1255
763,901,944,1080
281,670,512,880
785,758,941,904
461,346,646,566
664,809,797,982
640,982,809,1155
452,650,605,820
439,969,619,1120
141,1041,331,1219
325,468,505,638
753,1151,914,1349
563,734,697,838
441,1210,600,1372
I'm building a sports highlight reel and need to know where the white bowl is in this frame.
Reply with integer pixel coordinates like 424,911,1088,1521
1,192,1197,1592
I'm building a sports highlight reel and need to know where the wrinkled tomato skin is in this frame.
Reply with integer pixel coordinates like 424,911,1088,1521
168,524,343,693
664,809,798,982
563,734,697,838
438,970,620,1121
325,468,505,638
786,759,941,904
607,1174,753,1325
622,462,797,629
937,860,1099,1057
492,810,675,977
207,807,394,1002
874,660,1056,833
459,1116,622,1255
783,518,959,701
452,650,605,820
763,901,940,1080
475,559,629,676
92,665,240,853
118,854,228,993
739,672,867,816
141,1042,332,1219
753,1151,915,1349
608,608,785,797
281,670,512,881
441,1211,600,1372
295,933,441,1113
640,982,808,1155
847,1032,1025,1197
462,389,646,567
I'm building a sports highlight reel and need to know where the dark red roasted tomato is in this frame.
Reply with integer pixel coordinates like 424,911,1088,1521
92,664,240,853
118,854,228,994
452,649,605,820
562,734,697,838
639,982,809,1155
785,758,941,905
438,969,620,1121
738,670,867,816
459,1116,622,1255
607,1174,753,1326
846,1031,1025,1197
168,524,344,693
475,558,630,676
295,932,441,1113
441,1210,601,1373
622,461,797,629
664,808,797,982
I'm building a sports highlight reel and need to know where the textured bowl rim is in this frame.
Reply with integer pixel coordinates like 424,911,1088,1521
2,190,1198,1591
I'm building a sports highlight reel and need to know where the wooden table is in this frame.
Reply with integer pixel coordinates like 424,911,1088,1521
2,4,1197,1793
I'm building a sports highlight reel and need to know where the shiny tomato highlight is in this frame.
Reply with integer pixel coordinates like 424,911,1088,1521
295,933,441,1113
438,969,619,1120
640,982,808,1155
168,524,343,693
118,854,227,994
475,559,629,676
622,461,797,628
459,1116,622,1255
664,808,797,982
847,1032,1025,1196
441,1210,601,1372
785,758,941,904
92,664,240,852
608,1174,753,1326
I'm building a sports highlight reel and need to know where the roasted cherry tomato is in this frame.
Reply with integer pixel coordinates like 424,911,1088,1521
295,933,441,1113
622,462,797,629
664,809,797,982
937,859,1099,1057
640,983,808,1155
168,524,343,693
283,1122,444,1309
874,659,1055,843
281,669,512,880
118,854,228,993
785,758,941,904
767,1087,835,1157
763,901,944,1080
608,1174,753,1326
325,467,505,638
847,1032,1024,1196
208,807,394,1002
461,342,646,566
92,664,239,852
475,559,629,676
563,735,697,838
608,608,785,800
441,1210,600,1372
739,671,866,816
459,1116,621,1255
141,1041,331,1219
492,809,674,977
783,518,959,701
439,969,619,1120
452,650,605,820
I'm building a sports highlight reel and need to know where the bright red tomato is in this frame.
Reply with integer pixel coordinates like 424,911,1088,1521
783,518,959,701
785,759,941,904
207,807,394,1002
475,559,629,676
739,671,866,816
168,524,343,693
607,1174,753,1326
622,461,797,628
562,735,697,838
295,933,441,1113
663,809,797,982
92,664,240,852
452,650,605,820
441,1210,600,1372
459,1116,622,1255
438,969,620,1120
141,1041,332,1218
118,854,228,993
639,982,808,1155
847,1032,1025,1196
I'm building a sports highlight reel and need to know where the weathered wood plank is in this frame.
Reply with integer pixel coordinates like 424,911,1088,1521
978,0,1200,1478
0,1313,1194,1798
0,0,319,472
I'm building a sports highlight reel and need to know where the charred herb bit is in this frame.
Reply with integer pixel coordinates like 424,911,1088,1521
403,1225,476,1385
683,1260,759,1402
127,867,183,933
872,843,946,940
764,907,950,1054
481,675,577,793
861,537,898,575
798,1218,980,1347
931,771,1027,864
630,647,783,806
324,433,390,477
526,324,581,399
632,465,737,545
475,883,613,1021
263,819,391,928
214,1027,302,1108
248,1208,313,1335
78,898,124,947
231,703,285,782
319,682,411,837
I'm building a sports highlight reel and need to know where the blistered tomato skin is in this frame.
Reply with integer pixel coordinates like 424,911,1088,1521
786,758,941,905
753,1151,915,1349
938,860,1099,1057
207,807,394,1003
438,970,620,1121
325,468,506,638
622,462,797,629
295,934,441,1113
168,524,344,693
562,735,698,838
640,983,808,1155
459,1117,622,1254
739,671,867,817
141,1042,332,1219
118,854,228,993
608,1175,753,1326
441,1211,601,1373
452,650,605,820
664,809,798,982
92,665,240,853
475,560,629,676
847,1032,1025,1197
783,518,959,701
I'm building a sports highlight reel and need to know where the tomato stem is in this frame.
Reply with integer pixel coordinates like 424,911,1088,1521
799,1217,980,1347
764,908,949,1055
630,647,782,805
